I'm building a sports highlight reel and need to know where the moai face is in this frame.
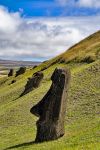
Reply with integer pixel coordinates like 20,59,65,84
30,68,71,142
15,67,26,77
8,69,14,77
20,72,44,97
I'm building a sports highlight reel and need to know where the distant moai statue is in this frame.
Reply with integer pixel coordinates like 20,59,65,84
15,67,26,77
20,72,43,96
30,68,71,142
8,69,14,77
33,65,37,69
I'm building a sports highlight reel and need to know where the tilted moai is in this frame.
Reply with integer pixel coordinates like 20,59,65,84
15,67,26,77
33,65,37,69
8,69,14,77
30,68,71,142
20,72,43,96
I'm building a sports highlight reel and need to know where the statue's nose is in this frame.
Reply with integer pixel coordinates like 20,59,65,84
30,102,43,117
30,105,40,117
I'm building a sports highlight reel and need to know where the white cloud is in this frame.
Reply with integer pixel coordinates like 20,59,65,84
0,6,100,61
56,0,70,6
56,0,100,8
77,0,100,8
0,6,21,33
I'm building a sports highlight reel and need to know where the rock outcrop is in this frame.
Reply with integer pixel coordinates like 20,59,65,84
20,72,43,96
8,69,14,77
15,67,26,77
30,68,71,142
11,80,16,84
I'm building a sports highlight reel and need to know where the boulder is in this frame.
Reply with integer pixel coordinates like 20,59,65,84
30,68,71,142
11,80,16,84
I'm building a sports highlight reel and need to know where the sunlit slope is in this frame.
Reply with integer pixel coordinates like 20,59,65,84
58,30,100,62
38,30,100,70
0,60,100,150
0,31,100,150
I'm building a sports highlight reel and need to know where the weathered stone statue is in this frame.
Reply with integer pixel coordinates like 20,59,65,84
33,65,37,69
20,72,43,96
8,69,14,77
15,67,26,77
30,68,71,142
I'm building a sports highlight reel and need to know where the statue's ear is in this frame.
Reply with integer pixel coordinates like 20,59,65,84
51,75,65,121
52,97,62,121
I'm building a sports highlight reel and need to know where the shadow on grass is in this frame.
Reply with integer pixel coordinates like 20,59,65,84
4,141,35,150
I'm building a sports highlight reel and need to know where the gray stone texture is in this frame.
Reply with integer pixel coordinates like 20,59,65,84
30,68,71,142
15,67,26,77
21,72,43,96
8,69,14,77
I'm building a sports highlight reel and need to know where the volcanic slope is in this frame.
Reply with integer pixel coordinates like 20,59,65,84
0,31,100,150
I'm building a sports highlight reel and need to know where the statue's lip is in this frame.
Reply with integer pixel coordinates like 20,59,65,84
30,107,40,117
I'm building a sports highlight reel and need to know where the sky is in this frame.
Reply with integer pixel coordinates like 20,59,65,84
0,0,100,61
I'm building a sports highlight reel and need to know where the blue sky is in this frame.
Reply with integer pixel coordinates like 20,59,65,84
0,0,100,17
0,0,100,61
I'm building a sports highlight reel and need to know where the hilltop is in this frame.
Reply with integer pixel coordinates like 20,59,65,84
56,30,100,63
0,31,100,150
37,30,100,70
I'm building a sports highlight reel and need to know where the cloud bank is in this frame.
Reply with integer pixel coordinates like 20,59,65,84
77,0,100,8
56,0,100,8
0,6,100,61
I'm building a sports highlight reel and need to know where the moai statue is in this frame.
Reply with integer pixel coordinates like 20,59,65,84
20,72,43,96
30,68,71,142
33,65,37,69
15,67,26,77
8,69,14,77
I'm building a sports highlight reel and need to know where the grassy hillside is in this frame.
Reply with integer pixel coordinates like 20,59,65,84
0,31,100,150
37,30,100,70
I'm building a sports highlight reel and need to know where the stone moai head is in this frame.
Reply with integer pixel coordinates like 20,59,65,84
8,69,14,77
33,65,37,69
30,68,71,143
15,67,26,77
20,71,44,96
31,72,44,88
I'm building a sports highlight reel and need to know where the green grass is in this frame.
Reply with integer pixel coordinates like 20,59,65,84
0,31,100,150
0,60,100,150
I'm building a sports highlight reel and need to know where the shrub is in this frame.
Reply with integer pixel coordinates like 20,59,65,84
81,55,96,63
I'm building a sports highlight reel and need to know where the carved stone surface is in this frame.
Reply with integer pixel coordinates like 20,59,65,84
33,65,37,69
21,72,43,96
30,68,71,142
8,69,14,77
15,67,26,77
